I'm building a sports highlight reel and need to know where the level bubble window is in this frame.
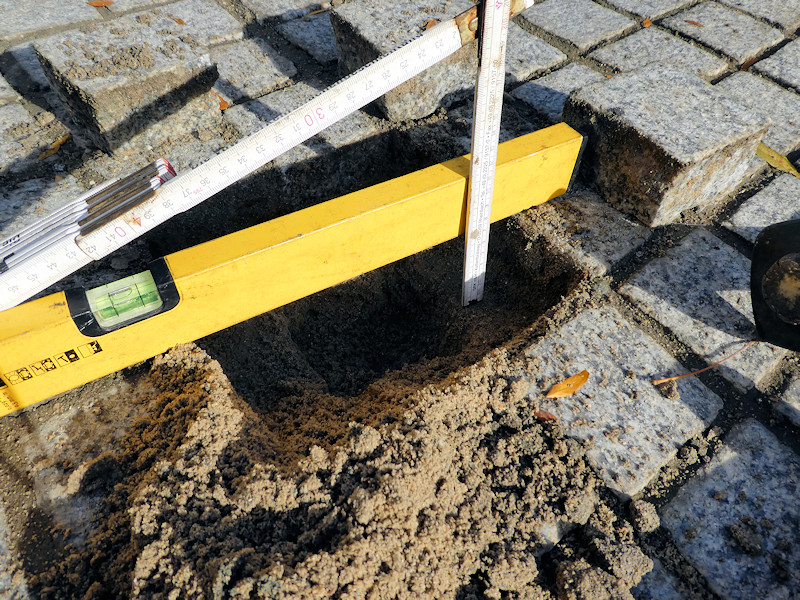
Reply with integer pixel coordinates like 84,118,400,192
85,270,163,329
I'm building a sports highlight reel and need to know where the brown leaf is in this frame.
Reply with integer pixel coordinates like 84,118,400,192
534,409,559,422
740,57,757,71
545,370,589,398
210,90,229,111
38,133,70,160
167,13,186,24
641,18,651,27
684,19,703,27
425,19,437,30
88,0,113,6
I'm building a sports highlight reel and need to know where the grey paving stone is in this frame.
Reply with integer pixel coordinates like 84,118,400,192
505,23,567,85
620,228,787,391
241,0,325,22
660,420,800,598
632,558,684,600
106,0,168,12
563,64,769,226
512,63,606,122
0,1,101,44
755,39,800,95
718,0,800,33
517,0,636,53
662,2,783,66
5,43,51,92
525,306,723,498
604,0,693,19
33,0,242,152
0,74,20,103
0,104,69,176
0,176,85,241
518,185,651,277
589,27,729,81
331,0,476,122
724,174,800,244
715,72,800,156
210,38,297,105
776,378,800,427
277,12,339,65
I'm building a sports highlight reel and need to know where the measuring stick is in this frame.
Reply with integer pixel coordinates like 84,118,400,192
0,0,536,312
462,0,512,305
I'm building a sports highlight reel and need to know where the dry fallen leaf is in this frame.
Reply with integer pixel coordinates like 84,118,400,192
425,19,437,30
533,409,559,422
740,57,757,71
211,90,229,111
38,133,70,160
88,0,113,5
545,370,589,398
167,13,186,24
641,18,651,27
757,143,800,179
684,19,703,27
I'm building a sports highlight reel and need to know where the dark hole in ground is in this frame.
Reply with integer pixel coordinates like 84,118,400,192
196,212,581,468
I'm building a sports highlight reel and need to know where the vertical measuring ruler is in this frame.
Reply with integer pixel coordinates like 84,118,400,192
462,0,512,305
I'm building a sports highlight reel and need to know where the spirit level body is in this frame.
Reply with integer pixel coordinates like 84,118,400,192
0,125,584,416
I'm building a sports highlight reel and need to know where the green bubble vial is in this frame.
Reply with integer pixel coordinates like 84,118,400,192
86,270,163,329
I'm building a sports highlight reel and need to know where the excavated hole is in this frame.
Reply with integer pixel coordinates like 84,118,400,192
196,213,581,469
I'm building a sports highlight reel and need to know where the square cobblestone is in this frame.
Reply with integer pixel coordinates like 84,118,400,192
589,28,729,80
211,38,297,105
563,64,769,226
620,228,786,391
755,39,800,95
106,0,167,12
660,420,800,598
525,305,723,498
517,185,651,277
0,75,20,103
776,378,800,427
517,0,636,53
603,0,693,19
277,12,339,65
0,0,101,44
33,0,242,152
241,0,324,22
505,23,567,85
715,72,800,156
512,63,606,122
331,0,475,122
724,174,800,244
632,558,685,600
718,0,800,33
663,2,783,66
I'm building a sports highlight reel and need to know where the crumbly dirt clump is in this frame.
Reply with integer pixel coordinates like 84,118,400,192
11,340,655,599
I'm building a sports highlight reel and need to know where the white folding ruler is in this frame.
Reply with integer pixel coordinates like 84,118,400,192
463,0,511,305
0,0,535,311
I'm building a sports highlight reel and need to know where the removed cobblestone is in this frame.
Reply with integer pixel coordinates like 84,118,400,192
563,64,769,226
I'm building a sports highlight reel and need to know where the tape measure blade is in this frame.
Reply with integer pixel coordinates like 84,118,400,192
462,0,511,306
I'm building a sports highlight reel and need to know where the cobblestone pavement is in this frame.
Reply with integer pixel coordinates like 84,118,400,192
1,0,799,598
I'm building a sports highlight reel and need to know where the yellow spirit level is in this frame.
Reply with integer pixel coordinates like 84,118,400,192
0,124,584,416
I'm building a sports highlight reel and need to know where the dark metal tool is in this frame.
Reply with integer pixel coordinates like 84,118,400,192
751,219,800,351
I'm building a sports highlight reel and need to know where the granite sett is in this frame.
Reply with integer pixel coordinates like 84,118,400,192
755,39,800,95
512,63,606,123
563,64,770,226
724,174,800,244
